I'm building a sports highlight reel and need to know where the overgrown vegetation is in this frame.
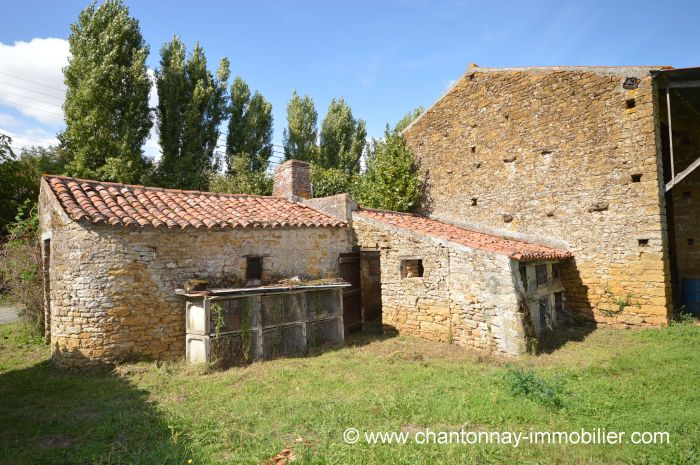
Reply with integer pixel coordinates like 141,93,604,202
502,366,564,409
1,323,698,464
0,203,43,332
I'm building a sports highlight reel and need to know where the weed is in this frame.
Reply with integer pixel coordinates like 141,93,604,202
502,366,565,409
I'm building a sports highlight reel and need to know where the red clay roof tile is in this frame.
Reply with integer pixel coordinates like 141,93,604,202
44,175,346,230
356,208,572,261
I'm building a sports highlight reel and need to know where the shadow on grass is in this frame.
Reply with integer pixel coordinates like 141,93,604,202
536,323,597,355
0,353,192,465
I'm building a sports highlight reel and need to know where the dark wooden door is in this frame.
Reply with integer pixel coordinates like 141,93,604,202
360,251,382,323
339,253,362,332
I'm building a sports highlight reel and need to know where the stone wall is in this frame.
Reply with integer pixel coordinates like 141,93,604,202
40,187,352,368
353,213,527,355
403,66,671,326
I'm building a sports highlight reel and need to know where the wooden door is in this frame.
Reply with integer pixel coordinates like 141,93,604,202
339,253,362,332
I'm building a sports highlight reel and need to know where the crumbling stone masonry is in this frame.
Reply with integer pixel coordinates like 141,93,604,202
403,66,675,326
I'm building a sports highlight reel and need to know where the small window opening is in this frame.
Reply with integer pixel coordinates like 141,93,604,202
535,264,548,287
519,262,528,291
246,256,263,283
471,197,478,206
638,239,649,247
688,239,695,246
623,77,640,90
401,259,424,278
470,145,476,153
551,263,561,280
631,174,642,183
625,98,636,109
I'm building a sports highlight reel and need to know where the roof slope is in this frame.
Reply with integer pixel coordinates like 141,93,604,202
43,175,346,229
356,208,571,261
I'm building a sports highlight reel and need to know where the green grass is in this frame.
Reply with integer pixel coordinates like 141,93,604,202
0,323,698,464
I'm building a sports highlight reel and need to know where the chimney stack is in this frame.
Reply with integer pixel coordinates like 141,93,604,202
273,159,312,201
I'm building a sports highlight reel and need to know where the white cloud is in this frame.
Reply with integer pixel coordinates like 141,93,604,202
0,38,69,125
0,118,59,149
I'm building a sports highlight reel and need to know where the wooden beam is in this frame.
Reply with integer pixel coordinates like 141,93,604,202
658,80,700,89
666,155,700,191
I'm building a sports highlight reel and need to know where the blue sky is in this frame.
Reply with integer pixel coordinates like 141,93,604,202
1,0,699,164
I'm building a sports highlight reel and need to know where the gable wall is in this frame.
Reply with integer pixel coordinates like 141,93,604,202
404,68,671,325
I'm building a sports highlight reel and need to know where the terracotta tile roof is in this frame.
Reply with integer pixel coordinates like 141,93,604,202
356,208,572,261
43,175,346,229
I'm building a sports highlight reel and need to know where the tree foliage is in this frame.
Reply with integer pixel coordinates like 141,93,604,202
283,91,318,162
155,36,230,190
0,133,14,162
353,108,423,212
0,146,67,235
209,154,273,196
318,98,366,174
224,77,273,174
59,0,152,184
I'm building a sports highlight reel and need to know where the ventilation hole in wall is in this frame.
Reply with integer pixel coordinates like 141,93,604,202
541,149,553,155
471,197,478,206
638,239,649,247
504,114,509,120
688,239,695,246
503,155,517,163
683,191,692,199
401,259,424,278
631,174,642,183
503,214,514,223
471,146,476,153
546,210,555,217
625,98,636,109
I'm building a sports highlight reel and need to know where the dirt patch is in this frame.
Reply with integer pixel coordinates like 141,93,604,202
36,434,77,448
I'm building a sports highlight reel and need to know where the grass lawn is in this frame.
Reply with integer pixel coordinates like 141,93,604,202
0,322,698,464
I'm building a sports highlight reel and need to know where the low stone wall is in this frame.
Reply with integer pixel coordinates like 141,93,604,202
353,214,527,356
40,190,352,368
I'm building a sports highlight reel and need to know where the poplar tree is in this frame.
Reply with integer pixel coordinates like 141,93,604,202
59,0,152,184
155,36,230,190
283,91,318,162
318,98,366,174
225,76,273,174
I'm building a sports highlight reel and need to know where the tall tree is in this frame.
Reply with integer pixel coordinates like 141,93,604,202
59,0,152,184
283,91,318,162
319,98,366,174
155,37,230,190
354,108,423,212
225,77,273,174
0,133,14,161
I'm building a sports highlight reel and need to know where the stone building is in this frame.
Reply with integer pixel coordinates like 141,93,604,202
401,65,700,326
39,64,700,367
39,162,351,368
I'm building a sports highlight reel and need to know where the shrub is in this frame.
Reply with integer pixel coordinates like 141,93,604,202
502,366,565,409
0,202,44,333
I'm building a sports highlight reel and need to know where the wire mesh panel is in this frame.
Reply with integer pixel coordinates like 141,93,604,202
261,324,306,359
209,297,258,334
306,317,343,347
210,330,258,367
305,290,341,321
261,293,304,328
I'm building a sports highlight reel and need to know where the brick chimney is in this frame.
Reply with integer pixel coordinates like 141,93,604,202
273,160,312,201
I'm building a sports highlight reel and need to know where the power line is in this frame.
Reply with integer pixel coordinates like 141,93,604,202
0,80,66,101
0,88,65,108
0,97,63,116
0,71,66,92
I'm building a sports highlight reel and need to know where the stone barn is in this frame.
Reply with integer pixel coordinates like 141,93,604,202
400,64,700,327
39,161,352,368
